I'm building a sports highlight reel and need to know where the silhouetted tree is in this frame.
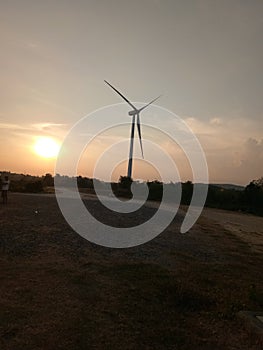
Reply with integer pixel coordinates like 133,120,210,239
147,180,163,201
119,176,133,189
42,173,54,187
181,181,193,205
244,177,263,214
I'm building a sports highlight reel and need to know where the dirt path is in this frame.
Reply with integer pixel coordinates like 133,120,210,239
200,207,263,253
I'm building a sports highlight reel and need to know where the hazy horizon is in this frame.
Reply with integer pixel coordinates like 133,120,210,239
0,169,250,188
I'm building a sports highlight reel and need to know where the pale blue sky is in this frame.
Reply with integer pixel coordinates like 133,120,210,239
0,0,262,184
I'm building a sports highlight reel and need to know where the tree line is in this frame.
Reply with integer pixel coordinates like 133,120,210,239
3,172,263,216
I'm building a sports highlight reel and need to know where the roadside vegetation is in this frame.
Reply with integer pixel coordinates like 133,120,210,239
1,171,262,216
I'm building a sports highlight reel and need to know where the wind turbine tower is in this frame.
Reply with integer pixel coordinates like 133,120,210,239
104,80,161,178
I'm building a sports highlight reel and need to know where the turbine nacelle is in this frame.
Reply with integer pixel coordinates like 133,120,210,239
128,110,138,116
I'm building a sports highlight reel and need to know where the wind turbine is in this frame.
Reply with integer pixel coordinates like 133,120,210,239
104,80,161,178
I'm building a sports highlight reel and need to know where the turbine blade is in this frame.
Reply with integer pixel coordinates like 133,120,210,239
138,95,162,113
137,114,144,158
104,80,137,111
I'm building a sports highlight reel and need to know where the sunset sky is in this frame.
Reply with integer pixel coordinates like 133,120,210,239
0,1,262,185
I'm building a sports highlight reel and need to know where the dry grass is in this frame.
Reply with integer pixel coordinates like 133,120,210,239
0,193,263,350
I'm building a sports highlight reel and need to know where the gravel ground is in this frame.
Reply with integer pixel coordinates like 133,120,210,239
0,192,262,350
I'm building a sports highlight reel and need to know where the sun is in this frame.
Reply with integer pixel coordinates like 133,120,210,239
34,137,60,158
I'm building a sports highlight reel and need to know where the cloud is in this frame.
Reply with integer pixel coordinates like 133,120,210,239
30,122,67,132
0,123,28,130
182,116,263,184
0,122,68,150
0,121,67,133
238,138,263,171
